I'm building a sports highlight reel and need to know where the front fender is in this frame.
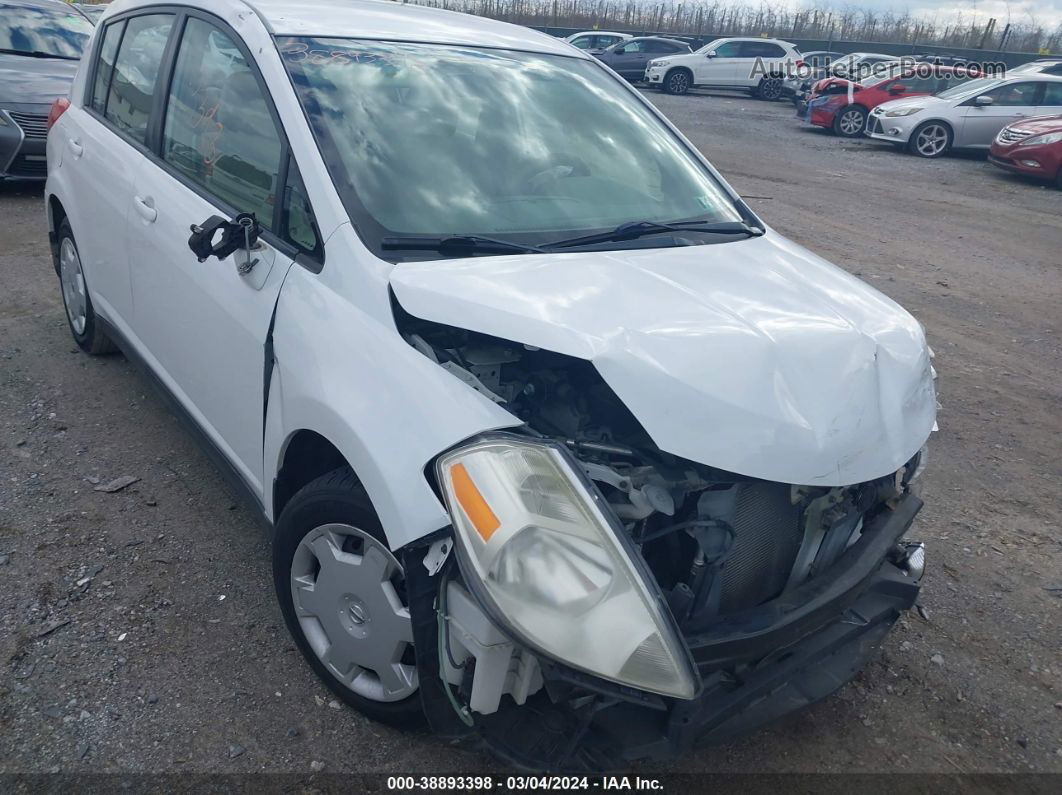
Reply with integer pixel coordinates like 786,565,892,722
265,265,520,549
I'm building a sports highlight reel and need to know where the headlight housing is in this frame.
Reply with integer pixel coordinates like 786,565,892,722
648,59,670,68
1019,131,1062,146
884,107,923,117
436,435,698,700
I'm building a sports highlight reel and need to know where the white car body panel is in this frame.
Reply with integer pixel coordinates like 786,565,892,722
390,233,936,488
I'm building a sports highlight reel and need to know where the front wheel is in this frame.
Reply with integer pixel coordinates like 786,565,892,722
273,467,423,728
755,77,784,101
909,121,952,158
663,69,691,95
833,105,867,137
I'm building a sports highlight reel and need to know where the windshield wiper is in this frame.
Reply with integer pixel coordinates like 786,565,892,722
544,219,764,250
380,235,545,256
0,48,78,60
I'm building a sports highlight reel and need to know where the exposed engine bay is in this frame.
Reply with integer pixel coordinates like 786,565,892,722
396,304,921,629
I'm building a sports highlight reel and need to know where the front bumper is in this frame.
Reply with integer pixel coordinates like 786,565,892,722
988,144,1062,181
461,494,925,768
0,107,49,180
645,66,665,85
866,111,919,144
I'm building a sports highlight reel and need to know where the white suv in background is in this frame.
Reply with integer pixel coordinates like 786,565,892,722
645,37,801,99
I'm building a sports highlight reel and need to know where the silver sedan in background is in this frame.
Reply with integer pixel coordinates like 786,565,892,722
866,74,1062,157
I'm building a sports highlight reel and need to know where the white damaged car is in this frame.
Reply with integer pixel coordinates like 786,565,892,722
46,0,934,768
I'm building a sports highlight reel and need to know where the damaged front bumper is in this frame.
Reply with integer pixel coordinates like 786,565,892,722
405,493,924,769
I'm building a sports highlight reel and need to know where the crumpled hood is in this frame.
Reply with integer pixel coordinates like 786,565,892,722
0,53,78,106
390,233,936,486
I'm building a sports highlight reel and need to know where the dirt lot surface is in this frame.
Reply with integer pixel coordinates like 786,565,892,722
1,89,1061,778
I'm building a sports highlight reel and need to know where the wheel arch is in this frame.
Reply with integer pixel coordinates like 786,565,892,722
47,194,68,273
272,428,352,522
665,65,694,83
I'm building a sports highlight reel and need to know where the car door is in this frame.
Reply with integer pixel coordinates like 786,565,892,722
694,40,742,86
958,81,1042,147
127,12,321,496
737,41,787,87
1034,80,1062,116
60,13,175,328
605,39,651,79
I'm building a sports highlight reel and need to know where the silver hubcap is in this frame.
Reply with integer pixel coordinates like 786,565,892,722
840,110,863,134
290,524,417,702
59,238,87,336
670,73,688,93
916,125,948,156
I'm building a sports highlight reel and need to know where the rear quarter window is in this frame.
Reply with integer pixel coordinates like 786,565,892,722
103,14,175,144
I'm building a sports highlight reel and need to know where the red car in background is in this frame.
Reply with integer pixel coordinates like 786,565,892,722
989,115,1062,189
804,66,973,138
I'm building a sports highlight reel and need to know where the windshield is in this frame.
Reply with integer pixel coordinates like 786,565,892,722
935,77,1000,100
281,39,744,260
0,1,93,59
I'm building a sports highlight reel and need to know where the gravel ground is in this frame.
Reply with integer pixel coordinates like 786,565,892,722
1,89,1060,776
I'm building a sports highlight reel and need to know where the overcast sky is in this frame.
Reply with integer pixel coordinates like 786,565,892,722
824,0,1062,29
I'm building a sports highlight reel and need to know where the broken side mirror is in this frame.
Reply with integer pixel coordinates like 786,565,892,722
187,213,261,262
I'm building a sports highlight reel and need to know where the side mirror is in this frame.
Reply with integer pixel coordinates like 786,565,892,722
889,83,907,95
613,47,625,54
706,50,717,58
188,213,260,262
974,94,994,106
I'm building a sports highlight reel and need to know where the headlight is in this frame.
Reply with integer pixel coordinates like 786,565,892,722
648,59,670,68
884,107,923,117
1019,131,1062,146
436,435,697,700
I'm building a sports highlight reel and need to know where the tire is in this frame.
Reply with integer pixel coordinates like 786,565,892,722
833,105,867,137
755,77,784,101
56,218,117,355
908,121,953,158
273,467,423,728
663,69,691,95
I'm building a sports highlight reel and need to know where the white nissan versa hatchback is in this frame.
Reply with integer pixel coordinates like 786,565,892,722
46,0,935,768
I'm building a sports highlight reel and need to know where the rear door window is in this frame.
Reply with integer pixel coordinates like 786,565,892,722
90,20,124,114
103,14,174,144
161,17,282,227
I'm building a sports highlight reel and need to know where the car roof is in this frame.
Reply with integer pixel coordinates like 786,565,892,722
110,0,585,57
1,0,78,7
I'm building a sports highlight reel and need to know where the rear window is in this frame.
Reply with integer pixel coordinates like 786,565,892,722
0,1,93,60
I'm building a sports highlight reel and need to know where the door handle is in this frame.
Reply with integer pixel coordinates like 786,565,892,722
133,195,157,223
68,139,83,158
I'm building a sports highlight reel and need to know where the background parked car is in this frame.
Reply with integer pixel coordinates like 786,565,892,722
645,37,801,99
1008,59,1062,77
989,114,1062,189
780,50,843,103
74,2,106,20
1,0,93,180
594,36,690,81
790,52,897,111
867,75,1062,157
564,30,630,54
804,66,975,138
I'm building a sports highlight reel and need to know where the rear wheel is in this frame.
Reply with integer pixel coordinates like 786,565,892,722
909,121,952,158
663,69,691,95
273,467,423,727
833,105,867,137
56,218,117,355
755,77,784,101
